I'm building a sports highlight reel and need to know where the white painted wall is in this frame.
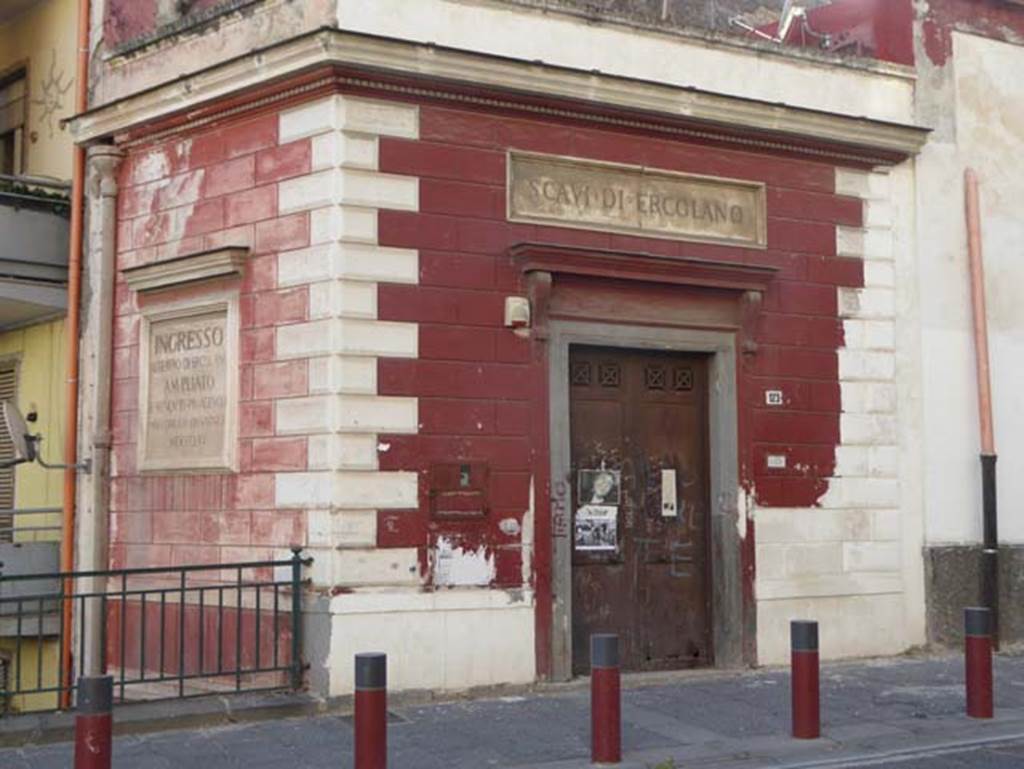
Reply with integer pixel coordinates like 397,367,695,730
755,163,926,665
91,0,914,126
335,0,915,125
328,590,536,694
917,32,1024,546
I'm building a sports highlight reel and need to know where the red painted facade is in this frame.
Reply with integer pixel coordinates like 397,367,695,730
758,0,915,65
110,110,312,571
752,0,1024,68
372,100,863,670
105,0,233,49
919,0,1024,66
108,75,867,677
375,100,861,528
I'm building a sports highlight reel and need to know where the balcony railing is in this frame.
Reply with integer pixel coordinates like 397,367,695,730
0,174,71,331
0,175,71,217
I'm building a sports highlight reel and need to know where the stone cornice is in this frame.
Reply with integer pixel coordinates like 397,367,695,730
122,248,248,294
69,29,929,165
511,242,779,293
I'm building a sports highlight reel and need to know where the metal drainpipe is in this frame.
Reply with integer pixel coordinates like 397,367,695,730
81,145,123,677
60,0,93,707
964,168,999,649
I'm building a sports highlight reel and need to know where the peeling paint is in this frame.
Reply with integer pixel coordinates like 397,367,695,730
736,486,753,542
521,476,535,587
163,168,205,210
919,0,1024,67
433,536,496,587
134,149,171,184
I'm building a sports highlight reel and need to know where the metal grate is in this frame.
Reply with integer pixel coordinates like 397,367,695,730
598,363,621,388
645,365,667,390
570,361,591,386
674,367,694,391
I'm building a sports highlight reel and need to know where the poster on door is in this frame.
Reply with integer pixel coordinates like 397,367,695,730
575,469,620,551
574,505,618,551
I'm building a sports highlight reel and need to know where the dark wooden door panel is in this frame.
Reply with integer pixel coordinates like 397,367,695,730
569,345,710,674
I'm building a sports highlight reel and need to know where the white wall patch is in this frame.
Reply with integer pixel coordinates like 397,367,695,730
433,536,496,587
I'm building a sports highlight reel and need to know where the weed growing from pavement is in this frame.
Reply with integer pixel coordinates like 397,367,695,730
649,760,678,769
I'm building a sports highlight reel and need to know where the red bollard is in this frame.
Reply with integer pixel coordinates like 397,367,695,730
965,607,994,719
591,633,621,765
791,620,820,740
355,653,387,769
74,676,113,769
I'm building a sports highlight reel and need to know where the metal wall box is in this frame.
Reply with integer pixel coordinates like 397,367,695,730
429,463,490,519
0,542,60,632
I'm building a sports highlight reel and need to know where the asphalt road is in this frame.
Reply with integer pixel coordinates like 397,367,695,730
815,738,1024,768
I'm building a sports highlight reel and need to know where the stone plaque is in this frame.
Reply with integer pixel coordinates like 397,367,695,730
138,300,238,472
508,152,766,248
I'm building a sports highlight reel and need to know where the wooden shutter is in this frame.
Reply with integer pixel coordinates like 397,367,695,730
0,72,26,175
0,365,17,543
0,74,26,135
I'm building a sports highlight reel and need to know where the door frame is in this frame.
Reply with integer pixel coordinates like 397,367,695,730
548,320,743,680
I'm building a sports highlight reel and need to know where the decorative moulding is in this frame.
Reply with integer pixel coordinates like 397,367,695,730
69,30,929,165
122,247,248,293
510,242,778,292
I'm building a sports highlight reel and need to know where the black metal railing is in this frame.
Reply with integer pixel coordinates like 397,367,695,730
0,549,312,715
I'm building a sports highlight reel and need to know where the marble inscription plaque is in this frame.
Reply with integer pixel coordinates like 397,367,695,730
508,152,766,247
139,305,236,471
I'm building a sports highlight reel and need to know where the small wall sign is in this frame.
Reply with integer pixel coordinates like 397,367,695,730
508,152,766,248
137,297,239,472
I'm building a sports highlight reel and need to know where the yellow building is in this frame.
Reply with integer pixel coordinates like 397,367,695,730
1,0,77,179
0,0,78,714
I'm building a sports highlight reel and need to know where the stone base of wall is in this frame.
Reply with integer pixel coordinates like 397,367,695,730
756,593,909,666
322,589,536,696
924,545,1024,647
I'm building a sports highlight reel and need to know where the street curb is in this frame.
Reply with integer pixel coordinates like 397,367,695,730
0,691,327,748
502,714,1024,769
778,729,1024,768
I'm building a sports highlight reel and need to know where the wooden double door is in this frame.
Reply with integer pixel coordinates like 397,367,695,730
569,345,711,674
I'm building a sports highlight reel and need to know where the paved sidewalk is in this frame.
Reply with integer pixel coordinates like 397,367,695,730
3,650,1024,768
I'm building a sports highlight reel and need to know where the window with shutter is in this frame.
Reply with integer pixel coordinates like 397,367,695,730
0,365,18,543
0,70,27,175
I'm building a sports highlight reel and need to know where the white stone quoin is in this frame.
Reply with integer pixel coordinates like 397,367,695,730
754,165,925,665
272,94,536,695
